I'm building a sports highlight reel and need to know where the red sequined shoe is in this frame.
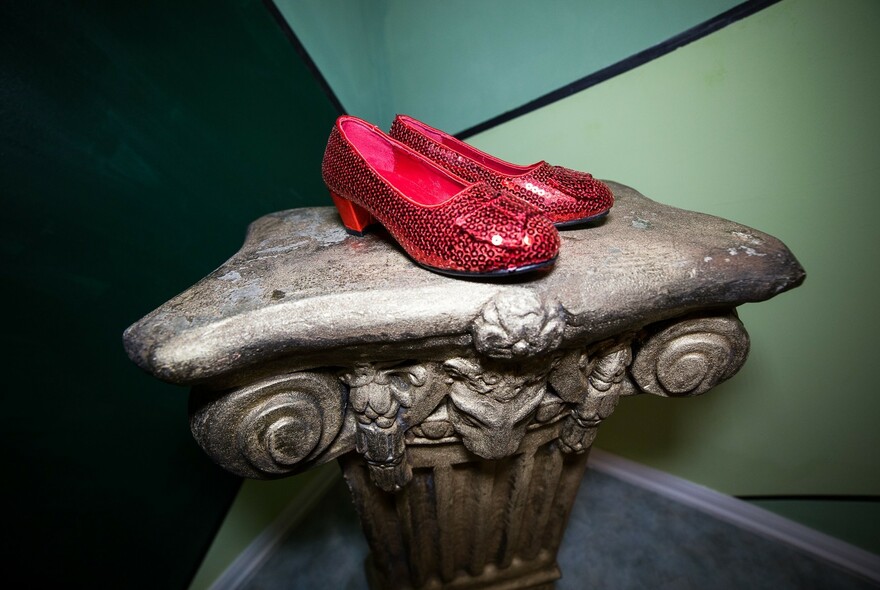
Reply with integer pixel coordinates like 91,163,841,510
321,116,560,277
389,114,613,227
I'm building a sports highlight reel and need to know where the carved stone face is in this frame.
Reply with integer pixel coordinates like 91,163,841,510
443,358,547,459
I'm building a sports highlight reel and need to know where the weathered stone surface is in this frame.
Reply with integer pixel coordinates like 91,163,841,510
123,181,805,590
123,181,804,388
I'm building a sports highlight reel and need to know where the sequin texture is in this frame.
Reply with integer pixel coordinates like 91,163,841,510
321,117,560,276
390,115,614,225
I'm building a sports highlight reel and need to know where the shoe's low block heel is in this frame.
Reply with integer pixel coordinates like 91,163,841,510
330,191,375,236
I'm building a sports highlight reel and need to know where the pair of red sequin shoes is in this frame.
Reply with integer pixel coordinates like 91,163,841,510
321,115,613,278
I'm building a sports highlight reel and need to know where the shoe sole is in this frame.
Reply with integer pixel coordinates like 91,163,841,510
343,224,557,279
554,209,610,229
417,256,557,279
344,223,556,277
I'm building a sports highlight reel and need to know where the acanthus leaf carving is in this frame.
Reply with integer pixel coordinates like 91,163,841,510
188,310,750,490
341,362,435,492
557,346,632,454
472,289,565,359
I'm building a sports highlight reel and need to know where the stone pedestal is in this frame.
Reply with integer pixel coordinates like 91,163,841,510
124,182,804,589
342,421,590,590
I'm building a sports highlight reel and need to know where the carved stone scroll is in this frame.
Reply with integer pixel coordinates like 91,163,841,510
189,371,346,479
632,313,750,397
185,311,753,488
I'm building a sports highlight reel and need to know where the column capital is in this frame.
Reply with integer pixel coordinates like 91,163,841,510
124,182,803,487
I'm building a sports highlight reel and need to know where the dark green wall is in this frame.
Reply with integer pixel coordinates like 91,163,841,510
0,1,339,587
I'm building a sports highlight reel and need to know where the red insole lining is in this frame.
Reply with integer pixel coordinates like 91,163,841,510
404,117,533,176
342,120,465,206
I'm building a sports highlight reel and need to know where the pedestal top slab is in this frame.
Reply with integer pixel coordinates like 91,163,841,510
124,181,804,386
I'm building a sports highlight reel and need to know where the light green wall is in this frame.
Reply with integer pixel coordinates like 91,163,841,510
469,0,880,500
279,0,741,130
381,0,741,132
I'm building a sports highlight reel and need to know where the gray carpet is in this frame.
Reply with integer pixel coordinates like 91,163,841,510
242,469,878,590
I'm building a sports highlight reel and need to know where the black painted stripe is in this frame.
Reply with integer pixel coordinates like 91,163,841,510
456,0,782,139
738,495,880,503
262,0,346,115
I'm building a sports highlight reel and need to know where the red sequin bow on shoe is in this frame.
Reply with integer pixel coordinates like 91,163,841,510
389,114,613,227
321,116,560,278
